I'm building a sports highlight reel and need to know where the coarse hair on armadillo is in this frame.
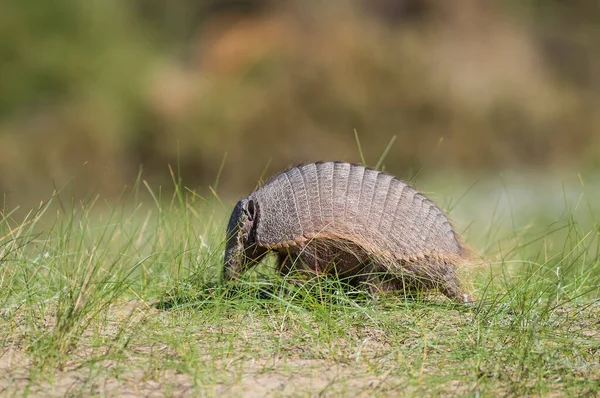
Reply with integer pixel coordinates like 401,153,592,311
225,161,475,302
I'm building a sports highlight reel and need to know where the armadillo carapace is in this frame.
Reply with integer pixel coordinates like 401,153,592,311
223,161,474,302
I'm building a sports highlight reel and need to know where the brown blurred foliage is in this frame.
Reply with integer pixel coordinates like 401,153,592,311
1,0,599,203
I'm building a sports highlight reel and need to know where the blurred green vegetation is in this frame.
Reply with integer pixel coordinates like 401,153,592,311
1,0,599,204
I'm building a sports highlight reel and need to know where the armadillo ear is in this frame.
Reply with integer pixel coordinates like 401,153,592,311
246,199,256,221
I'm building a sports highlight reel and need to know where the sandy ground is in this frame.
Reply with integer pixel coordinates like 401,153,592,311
0,346,420,397
0,302,416,397
2,300,597,397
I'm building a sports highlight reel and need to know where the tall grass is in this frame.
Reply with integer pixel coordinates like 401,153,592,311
0,173,598,395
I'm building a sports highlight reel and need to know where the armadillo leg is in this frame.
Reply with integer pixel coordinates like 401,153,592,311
360,276,400,295
276,246,364,283
350,262,393,293
437,270,475,303
358,264,430,298
420,260,475,303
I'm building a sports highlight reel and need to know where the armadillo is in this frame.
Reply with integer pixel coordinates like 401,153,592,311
223,161,474,302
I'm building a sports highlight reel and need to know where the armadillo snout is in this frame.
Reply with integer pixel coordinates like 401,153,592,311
222,255,241,282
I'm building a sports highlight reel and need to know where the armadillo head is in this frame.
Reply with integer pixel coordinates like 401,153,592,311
222,197,263,282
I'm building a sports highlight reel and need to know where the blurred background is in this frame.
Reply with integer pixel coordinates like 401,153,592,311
1,0,599,207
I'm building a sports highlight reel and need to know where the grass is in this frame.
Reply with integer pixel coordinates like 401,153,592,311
0,173,599,397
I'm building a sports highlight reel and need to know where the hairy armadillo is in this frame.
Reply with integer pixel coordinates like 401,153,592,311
223,161,474,302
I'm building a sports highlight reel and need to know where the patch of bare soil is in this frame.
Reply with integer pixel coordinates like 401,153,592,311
1,353,407,397
0,354,196,397
4,300,597,397
1,301,415,397
0,349,409,396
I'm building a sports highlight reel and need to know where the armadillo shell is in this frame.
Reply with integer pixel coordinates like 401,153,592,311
249,162,465,264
